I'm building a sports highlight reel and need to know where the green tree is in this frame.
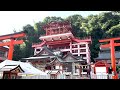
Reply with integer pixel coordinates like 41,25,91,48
106,24,120,38
43,16,64,24
13,45,21,60
65,14,87,38
80,12,120,61
106,24,120,51
34,22,45,43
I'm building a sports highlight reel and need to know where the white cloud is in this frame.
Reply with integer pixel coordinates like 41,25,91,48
0,11,49,35
0,11,107,35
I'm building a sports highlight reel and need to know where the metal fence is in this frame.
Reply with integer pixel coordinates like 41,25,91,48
0,73,117,79
90,74,113,79
17,74,84,79
18,74,50,79
17,74,110,79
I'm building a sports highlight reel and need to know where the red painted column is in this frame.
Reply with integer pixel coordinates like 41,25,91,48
8,39,14,60
110,40,118,79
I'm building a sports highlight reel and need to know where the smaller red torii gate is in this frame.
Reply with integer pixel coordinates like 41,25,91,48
99,37,120,79
0,31,26,60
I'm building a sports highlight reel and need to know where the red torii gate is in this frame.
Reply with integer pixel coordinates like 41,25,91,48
0,31,26,60
99,37,120,79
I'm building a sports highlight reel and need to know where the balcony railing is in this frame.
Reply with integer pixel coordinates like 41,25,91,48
32,42,41,46
60,49,70,52
0,54,5,57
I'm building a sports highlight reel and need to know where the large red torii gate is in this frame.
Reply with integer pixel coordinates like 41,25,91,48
0,31,26,60
99,37,120,79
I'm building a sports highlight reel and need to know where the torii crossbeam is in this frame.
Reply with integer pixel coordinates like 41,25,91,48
0,31,26,60
99,37,120,79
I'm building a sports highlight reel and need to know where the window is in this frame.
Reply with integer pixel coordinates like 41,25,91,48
66,46,69,49
108,67,112,74
74,50,78,53
53,66,55,69
80,44,86,48
47,30,50,35
3,73,9,79
11,74,16,79
0,51,5,57
36,49,40,51
80,49,86,52
82,54,86,57
66,75,70,79
83,69,87,72
53,30,56,34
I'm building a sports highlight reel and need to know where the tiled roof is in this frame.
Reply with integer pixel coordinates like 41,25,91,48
62,52,83,60
21,47,85,63
47,69,60,74
95,51,120,60
0,65,19,71
22,56,56,60
34,46,55,57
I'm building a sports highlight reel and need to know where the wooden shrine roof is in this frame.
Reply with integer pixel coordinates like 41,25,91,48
22,56,56,60
42,21,71,30
95,51,120,60
21,47,85,63
47,69,60,74
0,46,9,51
0,65,24,72
34,46,55,57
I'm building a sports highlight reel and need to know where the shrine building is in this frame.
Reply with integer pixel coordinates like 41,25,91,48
22,21,92,76
0,46,8,62
32,21,92,64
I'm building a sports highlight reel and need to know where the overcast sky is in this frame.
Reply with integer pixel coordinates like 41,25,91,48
0,11,108,35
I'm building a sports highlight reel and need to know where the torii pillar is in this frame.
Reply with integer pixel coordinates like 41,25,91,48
99,37,120,79
0,32,26,60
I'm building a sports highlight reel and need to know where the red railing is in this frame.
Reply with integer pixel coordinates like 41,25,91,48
32,41,46,47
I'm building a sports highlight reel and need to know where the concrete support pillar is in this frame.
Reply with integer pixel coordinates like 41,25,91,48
70,42,72,53
34,48,37,55
78,44,80,56
72,62,75,74
86,43,90,64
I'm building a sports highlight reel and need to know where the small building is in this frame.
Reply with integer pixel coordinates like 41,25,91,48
94,48,120,64
1,65,24,79
91,61,110,74
0,46,8,62
21,46,88,76
32,21,91,64
90,61,111,79
47,69,61,79
0,60,47,79
92,48,120,79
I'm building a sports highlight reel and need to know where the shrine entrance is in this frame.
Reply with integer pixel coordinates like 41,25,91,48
0,31,26,60
79,65,88,77
3,71,17,79
94,61,110,74
1,65,24,79
99,37,120,79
